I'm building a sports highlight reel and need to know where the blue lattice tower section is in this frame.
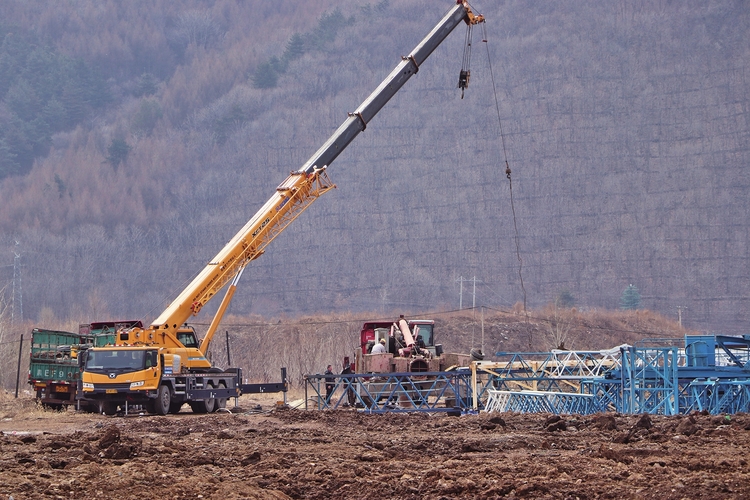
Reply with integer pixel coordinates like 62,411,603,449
676,335,750,414
683,379,750,414
477,349,624,412
485,389,606,415
619,346,680,415
305,371,474,413
303,335,750,414
581,379,621,412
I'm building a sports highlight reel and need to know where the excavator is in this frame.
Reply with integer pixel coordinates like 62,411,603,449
79,1,485,415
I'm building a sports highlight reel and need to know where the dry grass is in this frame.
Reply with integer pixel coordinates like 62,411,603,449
0,308,691,403
0,389,63,420
205,307,691,385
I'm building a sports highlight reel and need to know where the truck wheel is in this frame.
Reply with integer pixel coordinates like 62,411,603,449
99,401,117,416
189,401,208,414
81,402,99,413
215,382,227,410
188,383,218,413
189,398,216,413
154,385,171,416
204,385,217,413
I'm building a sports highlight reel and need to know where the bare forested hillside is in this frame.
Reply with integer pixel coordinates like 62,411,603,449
0,0,748,339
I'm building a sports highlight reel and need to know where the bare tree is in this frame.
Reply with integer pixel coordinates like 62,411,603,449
544,300,573,351
0,285,12,390
170,10,224,50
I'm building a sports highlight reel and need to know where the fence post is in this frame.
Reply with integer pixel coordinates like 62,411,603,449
225,330,232,366
15,334,24,398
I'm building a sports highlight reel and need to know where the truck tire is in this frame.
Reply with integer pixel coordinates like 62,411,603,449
204,385,217,413
188,383,217,413
189,401,208,414
189,397,216,413
190,398,216,413
99,401,117,416
154,384,171,416
216,382,227,410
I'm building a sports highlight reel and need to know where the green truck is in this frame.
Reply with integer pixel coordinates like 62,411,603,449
28,321,140,410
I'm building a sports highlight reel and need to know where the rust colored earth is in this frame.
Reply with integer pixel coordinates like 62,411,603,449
1,397,749,499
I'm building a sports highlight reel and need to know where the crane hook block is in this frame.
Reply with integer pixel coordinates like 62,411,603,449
458,69,470,98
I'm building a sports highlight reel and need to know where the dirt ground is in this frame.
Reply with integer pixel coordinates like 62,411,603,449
1,393,750,500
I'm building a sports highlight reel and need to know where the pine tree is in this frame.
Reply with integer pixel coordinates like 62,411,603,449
283,33,306,63
620,284,641,310
105,138,132,171
556,289,575,308
251,60,279,89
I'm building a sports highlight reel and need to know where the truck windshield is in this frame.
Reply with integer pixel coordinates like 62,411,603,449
85,349,157,373
414,325,433,347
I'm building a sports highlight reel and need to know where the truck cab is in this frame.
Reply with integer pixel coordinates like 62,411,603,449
80,345,164,414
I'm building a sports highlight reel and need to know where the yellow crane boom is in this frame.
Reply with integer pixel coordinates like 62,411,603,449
118,1,484,362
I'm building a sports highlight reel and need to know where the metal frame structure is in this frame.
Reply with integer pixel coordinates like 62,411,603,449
617,346,680,415
304,372,473,413
683,378,750,414
485,389,605,414
303,335,750,415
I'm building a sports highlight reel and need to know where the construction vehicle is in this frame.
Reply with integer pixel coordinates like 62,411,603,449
29,328,91,410
28,321,140,410
349,316,473,408
356,316,472,374
78,1,485,415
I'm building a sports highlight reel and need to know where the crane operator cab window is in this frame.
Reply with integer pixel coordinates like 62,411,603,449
177,330,199,348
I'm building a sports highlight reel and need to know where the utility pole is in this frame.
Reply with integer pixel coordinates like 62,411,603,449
456,276,482,310
480,306,485,354
472,276,479,309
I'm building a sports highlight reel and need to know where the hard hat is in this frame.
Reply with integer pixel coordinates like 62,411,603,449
379,339,386,344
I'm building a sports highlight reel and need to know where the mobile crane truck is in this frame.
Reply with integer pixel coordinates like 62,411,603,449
78,1,485,415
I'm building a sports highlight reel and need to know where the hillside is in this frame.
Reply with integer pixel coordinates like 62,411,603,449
0,0,748,336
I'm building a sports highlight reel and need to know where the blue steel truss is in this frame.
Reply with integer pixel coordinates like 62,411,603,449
485,389,606,415
304,372,470,413
617,346,680,415
683,378,750,414
304,337,750,415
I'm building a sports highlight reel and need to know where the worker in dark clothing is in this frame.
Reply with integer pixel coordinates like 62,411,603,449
324,365,335,404
341,357,356,406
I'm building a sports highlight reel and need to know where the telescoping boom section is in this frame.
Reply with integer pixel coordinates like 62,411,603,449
114,1,485,358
